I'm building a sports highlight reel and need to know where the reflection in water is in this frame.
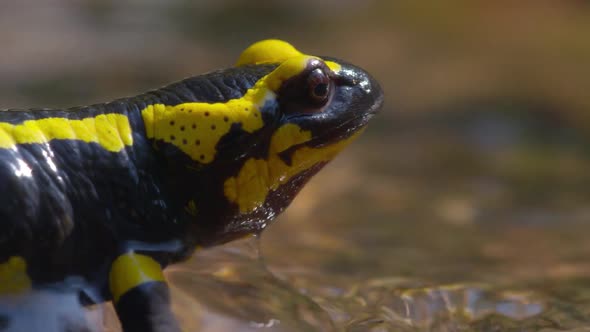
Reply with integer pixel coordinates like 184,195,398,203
167,236,336,332
164,237,547,332
0,288,104,332
340,281,544,331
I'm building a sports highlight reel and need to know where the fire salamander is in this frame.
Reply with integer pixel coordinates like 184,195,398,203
0,40,382,331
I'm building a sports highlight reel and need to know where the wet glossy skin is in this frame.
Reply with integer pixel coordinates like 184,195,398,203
0,40,382,331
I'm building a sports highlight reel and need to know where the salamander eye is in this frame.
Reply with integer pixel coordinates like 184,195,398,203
306,68,331,105
277,62,334,115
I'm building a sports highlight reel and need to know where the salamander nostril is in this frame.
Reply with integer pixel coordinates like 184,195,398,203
334,75,356,86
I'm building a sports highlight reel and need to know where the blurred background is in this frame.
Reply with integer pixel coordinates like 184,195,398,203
2,1,590,331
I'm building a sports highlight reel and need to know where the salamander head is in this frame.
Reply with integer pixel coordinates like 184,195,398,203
223,40,383,209
143,39,383,245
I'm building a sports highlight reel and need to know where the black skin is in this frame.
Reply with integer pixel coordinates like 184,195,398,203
0,59,382,331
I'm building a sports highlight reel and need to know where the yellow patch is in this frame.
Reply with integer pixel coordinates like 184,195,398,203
236,39,302,66
236,39,341,73
224,125,363,213
141,96,265,164
0,256,32,295
109,253,165,303
0,114,133,152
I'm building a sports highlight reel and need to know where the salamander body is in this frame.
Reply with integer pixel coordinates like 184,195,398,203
0,40,383,331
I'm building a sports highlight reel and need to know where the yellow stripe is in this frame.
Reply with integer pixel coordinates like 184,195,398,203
109,252,165,303
0,256,32,295
0,113,133,152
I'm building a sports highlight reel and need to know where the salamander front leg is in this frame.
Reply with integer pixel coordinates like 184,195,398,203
109,253,180,332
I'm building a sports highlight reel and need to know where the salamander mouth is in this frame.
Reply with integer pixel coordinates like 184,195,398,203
276,110,378,165
312,112,375,145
